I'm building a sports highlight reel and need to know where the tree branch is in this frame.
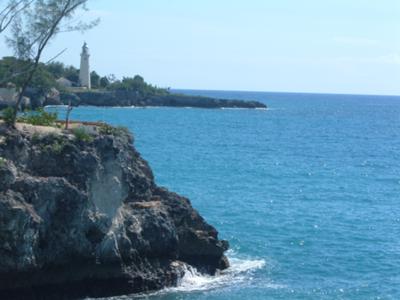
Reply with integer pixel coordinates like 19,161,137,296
0,0,33,33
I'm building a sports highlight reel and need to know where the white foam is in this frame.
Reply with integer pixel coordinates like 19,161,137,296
162,255,266,294
88,255,274,299
45,105,68,108
220,107,249,110
228,257,266,273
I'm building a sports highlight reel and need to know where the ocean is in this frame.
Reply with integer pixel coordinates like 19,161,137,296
50,90,400,300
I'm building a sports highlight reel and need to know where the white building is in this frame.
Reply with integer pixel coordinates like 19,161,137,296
56,77,73,88
79,42,91,89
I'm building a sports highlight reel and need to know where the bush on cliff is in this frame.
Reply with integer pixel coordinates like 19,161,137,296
98,123,130,136
1,107,17,126
0,57,59,94
72,127,93,142
18,108,58,127
0,157,6,167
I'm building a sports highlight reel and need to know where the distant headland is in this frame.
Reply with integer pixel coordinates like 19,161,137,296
0,44,267,110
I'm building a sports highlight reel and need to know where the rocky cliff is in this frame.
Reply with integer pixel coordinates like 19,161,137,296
60,90,267,109
0,123,229,299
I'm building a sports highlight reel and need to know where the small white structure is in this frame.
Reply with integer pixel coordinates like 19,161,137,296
56,77,73,88
79,42,91,89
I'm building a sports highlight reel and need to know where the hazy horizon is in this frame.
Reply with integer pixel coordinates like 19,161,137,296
1,0,399,96
173,88,400,98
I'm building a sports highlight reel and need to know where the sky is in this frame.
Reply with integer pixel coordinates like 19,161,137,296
1,0,399,95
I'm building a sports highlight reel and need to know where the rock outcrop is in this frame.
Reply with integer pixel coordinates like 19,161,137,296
60,90,267,109
0,123,229,299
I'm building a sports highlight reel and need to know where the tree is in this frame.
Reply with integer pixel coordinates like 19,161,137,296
64,99,72,129
0,56,56,93
99,76,109,88
46,61,65,78
107,75,169,96
63,65,79,84
0,0,32,33
4,0,99,124
90,70,100,88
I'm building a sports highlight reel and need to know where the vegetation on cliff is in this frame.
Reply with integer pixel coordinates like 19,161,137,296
1,56,267,110
0,56,169,96
0,57,58,94
0,0,99,124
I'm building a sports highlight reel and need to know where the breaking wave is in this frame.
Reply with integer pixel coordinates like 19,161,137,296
169,256,266,293
89,253,270,300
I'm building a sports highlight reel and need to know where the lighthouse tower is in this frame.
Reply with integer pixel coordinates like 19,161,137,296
79,42,91,89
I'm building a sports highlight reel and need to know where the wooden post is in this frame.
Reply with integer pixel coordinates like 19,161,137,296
65,100,73,130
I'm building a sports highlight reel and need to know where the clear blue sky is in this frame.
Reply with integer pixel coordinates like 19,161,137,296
1,0,399,95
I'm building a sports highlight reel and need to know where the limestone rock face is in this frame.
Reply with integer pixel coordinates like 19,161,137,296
0,125,229,299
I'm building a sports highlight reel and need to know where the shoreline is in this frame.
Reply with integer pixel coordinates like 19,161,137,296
59,90,267,110
45,104,269,110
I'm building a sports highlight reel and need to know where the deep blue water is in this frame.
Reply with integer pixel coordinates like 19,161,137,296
51,90,400,300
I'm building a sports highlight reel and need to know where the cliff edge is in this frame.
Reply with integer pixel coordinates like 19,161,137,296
0,122,229,299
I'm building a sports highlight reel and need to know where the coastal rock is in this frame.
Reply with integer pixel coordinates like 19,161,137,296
0,160,17,190
43,88,61,106
24,87,45,109
0,124,229,299
61,90,267,109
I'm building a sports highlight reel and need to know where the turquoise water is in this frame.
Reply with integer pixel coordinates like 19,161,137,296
52,91,400,300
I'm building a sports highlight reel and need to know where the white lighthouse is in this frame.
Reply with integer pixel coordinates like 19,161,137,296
79,42,91,89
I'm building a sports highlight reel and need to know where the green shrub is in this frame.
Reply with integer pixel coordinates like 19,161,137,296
49,139,66,154
0,157,6,167
51,143,63,154
31,132,41,143
18,108,58,126
107,75,169,96
72,127,93,142
98,123,129,136
98,123,114,135
1,107,16,126
117,127,130,137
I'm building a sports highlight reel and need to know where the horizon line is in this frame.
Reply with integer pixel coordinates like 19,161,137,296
172,88,400,98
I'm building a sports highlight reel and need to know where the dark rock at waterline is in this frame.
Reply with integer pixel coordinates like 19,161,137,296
0,123,229,299
61,90,267,109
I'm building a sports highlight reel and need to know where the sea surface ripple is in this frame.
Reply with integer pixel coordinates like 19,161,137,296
51,90,400,300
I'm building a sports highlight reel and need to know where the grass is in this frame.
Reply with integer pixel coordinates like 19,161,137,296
98,123,129,136
1,107,16,126
18,108,58,126
49,139,67,154
72,127,93,142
